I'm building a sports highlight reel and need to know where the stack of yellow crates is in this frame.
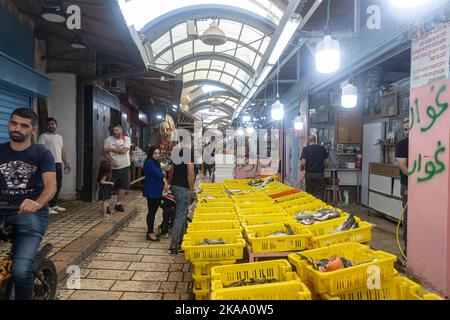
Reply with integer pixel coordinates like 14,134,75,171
288,242,443,300
183,183,245,300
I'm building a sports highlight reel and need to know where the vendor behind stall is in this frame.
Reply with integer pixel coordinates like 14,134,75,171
300,135,330,199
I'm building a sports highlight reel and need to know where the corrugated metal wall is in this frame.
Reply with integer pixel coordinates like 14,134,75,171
0,86,31,143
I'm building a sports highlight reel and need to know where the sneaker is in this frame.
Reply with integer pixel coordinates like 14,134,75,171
53,206,66,212
115,204,125,212
160,233,169,238
49,207,58,214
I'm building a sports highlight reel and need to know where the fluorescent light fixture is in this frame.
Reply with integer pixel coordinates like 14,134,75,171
271,99,284,120
246,87,257,98
156,114,163,119
268,16,301,65
172,104,178,110
390,0,426,7
41,1,66,23
294,115,304,130
341,83,358,108
242,115,251,122
255,65,273,87
315,35,341,74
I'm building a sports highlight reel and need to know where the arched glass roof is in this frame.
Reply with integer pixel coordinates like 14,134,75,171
119,1,282,127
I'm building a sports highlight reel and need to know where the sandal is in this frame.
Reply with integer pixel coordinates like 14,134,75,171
147,234,160,242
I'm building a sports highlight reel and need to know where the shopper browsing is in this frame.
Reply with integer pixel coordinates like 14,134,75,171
143,146,169,241
103,125,131,212
300,135,330,200
38,117,70,214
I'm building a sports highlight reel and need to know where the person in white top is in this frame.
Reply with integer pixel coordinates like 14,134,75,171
103,125,131,212
38,117,70,214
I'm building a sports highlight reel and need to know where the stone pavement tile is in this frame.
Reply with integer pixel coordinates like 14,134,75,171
100,246,141,254
57,289,74,300
141,255,177,263
183,272,193,282
121,292,163,300
159,282,176,293
163,293,182,300
175,256,188,263
180,294,191,300
175,282,189,293
115,231,147,237
84,260,131,270
132,271,169,281
182,264,190,272
168,272,183,282
87,270,135,280
138,248,171,255
169,264,184,272
115,241,150,248
115,236,146,241
78,279,116,290
128,262,170,272
95,253,143,262
69,290,123,300
147,243,170,249
111,281,161,292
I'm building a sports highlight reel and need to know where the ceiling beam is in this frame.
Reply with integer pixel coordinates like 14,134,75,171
190,90,239,105
183,79,243,97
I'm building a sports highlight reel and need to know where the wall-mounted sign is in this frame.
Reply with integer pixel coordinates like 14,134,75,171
411,22,450,89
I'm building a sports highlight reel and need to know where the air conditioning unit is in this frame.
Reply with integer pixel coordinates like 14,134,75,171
110,79,126,93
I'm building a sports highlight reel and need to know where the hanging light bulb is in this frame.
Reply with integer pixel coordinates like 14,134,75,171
341,83,358,109
315,35,341,73
294,115,304,130
271,99,284,120
390,0,426,8
246,125,254,134
237,127,244,136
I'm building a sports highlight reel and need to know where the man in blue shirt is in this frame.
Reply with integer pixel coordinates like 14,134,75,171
0,108,56,300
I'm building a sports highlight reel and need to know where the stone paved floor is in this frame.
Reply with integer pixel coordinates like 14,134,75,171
57,195,193,300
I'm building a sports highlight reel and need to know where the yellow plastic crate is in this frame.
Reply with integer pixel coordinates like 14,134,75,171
198,198,233,205
192,213,239,221
306,217,372,248
245,223,313,253
234,202,276,210
239,214,288,226
196,202,235,208
232,196,273,203
210,259,293,290
194,207,236,215
193,288,209,300
211,277,311,300
279,197,320,210
193,273,211,290
274,192,310,203
321,276,443,300
284,203,336,216
223,179,253,184
182,231,246,262
236,206,287,216
187,220,242,233
192,260,236,276
199,183,224,189
288,242,397,295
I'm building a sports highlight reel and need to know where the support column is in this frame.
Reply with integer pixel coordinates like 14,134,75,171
407,79,450,297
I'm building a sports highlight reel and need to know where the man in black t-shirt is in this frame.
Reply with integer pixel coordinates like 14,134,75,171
169,136,196,254
300,135,330,200
395,119,409,256
0,108,56,300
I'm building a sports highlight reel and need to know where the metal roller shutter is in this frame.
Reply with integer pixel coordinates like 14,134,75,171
0,86,32,143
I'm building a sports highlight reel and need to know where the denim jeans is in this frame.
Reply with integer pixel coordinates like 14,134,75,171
0,210,49,300
170,185,191,250
161,206,175,234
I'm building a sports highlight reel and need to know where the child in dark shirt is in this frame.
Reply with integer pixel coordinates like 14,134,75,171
97,160,114,219
158,193,176,238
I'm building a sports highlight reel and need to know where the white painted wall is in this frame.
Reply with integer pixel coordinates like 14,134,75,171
46,73,77,200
